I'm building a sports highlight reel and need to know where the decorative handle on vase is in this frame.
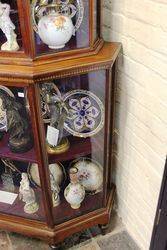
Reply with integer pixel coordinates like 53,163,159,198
31,0,84,34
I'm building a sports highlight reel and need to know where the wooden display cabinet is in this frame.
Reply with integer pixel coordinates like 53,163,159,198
0,0,121,248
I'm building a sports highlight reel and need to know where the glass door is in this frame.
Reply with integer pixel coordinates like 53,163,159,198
38,68,110,225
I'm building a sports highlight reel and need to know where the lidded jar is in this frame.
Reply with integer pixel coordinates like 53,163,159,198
64,167,85,209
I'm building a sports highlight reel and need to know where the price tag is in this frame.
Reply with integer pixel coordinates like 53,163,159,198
0,191,18,205
18,92,25,98
47,126,59,147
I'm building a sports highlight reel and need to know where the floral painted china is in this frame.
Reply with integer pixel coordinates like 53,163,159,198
72,157,103,193
63,90,104,138
32,0,84,49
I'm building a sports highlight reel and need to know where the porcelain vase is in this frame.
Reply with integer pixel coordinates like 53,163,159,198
38,13,74,49
64,167,85,209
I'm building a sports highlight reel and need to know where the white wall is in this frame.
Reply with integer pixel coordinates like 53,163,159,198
103,1,167,249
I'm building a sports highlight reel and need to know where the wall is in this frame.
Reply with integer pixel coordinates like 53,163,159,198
102,0,167,249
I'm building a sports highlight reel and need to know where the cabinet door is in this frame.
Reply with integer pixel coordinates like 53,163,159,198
38,68,114,225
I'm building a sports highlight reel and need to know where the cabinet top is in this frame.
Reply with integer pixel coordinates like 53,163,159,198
0,42,121,84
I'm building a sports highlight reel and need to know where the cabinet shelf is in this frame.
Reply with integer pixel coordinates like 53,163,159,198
0,134,37,163
48,135,104,164
0,186,45,221
49,136,92,163
53,192,103,225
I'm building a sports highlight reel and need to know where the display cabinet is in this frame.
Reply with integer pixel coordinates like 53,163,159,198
0,0,121,248
0,42,121,247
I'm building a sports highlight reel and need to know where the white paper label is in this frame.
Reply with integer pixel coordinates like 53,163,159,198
47,126,59,147
18,92,25,98
0,190,18,204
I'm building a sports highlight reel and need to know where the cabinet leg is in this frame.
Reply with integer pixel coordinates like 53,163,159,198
99,223,110,235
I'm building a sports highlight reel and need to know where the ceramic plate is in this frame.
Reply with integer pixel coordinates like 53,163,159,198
63,90,104,138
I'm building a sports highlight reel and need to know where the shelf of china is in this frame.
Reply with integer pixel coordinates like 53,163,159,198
0,184,104,225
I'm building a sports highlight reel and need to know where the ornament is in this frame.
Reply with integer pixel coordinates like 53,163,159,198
72,158,103,194
0,88,33,153
0,2,19,51
63,90,104,138
31,0,84,49
19,173,39,214
64,167,85,209
50,172,60,207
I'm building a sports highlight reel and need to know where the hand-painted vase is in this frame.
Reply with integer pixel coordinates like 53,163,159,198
64,167,85,209
38,13,74,49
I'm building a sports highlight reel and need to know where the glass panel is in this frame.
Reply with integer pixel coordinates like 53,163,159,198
0,1,22,52
0,85,46,220
31,0,89,56
0,158,45,220
39,69,107,225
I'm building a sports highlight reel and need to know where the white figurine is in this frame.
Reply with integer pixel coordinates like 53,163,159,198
0,2,19,51
19,173,39,214
50,172,60,207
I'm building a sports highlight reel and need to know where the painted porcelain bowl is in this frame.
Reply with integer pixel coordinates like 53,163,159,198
38,14,74,49
72,158,103,193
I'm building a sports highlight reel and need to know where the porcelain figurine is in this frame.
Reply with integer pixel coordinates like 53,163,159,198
50,172,60,207
32,0,84,49
0,89,33,153
64,167,85,209
0,2,19,51
19,173,39,214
